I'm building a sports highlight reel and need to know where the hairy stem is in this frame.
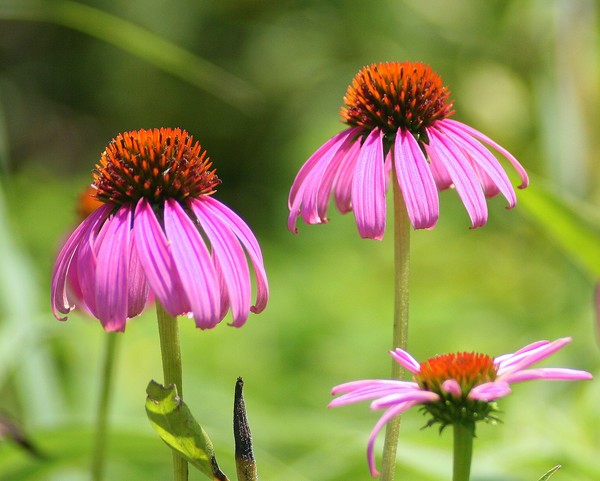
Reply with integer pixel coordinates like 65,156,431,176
379,174,411,481
156,302,188,481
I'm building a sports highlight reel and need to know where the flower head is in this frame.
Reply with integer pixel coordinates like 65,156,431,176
52,128,268,332
329,338,591,477
288,61,529,239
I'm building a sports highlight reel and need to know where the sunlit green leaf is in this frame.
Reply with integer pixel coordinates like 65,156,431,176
537,464,561,481
145,381,229,481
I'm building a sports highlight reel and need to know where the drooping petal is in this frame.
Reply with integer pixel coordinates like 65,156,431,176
192,198,251,327
94,205,132,332
200,196,269,313
212,253,231,322
76,221,100,318
500,368,593,384
164,199,221,329
428,150,454,190
352,128,386,240
75,205,116,318
126,235,151,318
470,161,501,198
333,140,362,213
288,128,359,232
393,128,439,229
51,204,111,320
315,127,363,220
443,119,529,188
468,381,511,401
366,400,426,477
133,198,189,316
389,348,421,373
426,127,488,228
441,379,462,397
437,120,517,206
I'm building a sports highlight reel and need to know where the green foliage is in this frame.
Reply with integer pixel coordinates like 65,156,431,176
145,381,228,481
537,465,561,481
0,1,598,481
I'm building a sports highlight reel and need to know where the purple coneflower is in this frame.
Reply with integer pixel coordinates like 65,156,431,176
288,61,529,239
330,337,591,477
52,128,268,332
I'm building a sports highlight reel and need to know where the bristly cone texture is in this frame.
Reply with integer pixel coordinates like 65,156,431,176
93,128,220,207
341,62,455,140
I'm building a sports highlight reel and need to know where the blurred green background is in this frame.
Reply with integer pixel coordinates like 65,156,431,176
0,0,599,480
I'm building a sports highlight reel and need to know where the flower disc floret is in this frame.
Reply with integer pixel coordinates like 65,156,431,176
416,352,497,395
342,61,454,140
93,128,220,206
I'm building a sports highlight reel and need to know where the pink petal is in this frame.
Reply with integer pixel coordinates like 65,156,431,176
288,128,359,232
329,380,420,407
133,199,189,316
494,340,551,365
352,128,386,240
94,205,132,332
331,379,419,395
76,222,100,318
501,368,592,384
200,196,269,314
76,207,115,318
212,251,232,322
437,120,517,206
370,390,439,410
192,198,251,327
126,235,151,318
389,348,421,374
441,379,461,397
333,140,362,213
496,338,572,376
443,119,529,189
366,400,425,477
51,204,111,320
468,381,511,401
164,199,221,329
315,127,362,220
393,129,439,229
426,128,488,228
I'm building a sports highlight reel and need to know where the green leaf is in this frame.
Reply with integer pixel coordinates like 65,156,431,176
145,380,229,481
537,464,561,481
519,176,600,278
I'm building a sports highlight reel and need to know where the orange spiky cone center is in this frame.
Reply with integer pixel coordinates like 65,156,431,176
341,61,454,140
92,128,220,206
415,352,497,395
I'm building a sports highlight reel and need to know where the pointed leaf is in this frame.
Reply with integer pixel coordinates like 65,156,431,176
145,381,229,481
537,464,561,481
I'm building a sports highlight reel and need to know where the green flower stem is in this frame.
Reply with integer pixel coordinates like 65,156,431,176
91,332,119,481
452,423,474,481
379,173,411,481
156,302,188,481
